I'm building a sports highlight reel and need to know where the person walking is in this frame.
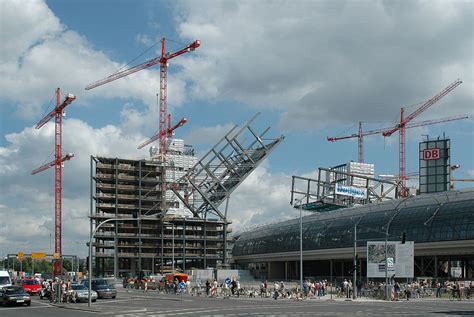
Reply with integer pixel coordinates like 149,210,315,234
212,280,218,297
273,281,279,300
231,279,237,296
436,281,442,298
206,280,211,297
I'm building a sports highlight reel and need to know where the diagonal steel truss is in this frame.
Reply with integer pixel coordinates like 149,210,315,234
170,113,285,221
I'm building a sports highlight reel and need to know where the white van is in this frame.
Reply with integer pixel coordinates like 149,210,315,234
0,270,12,288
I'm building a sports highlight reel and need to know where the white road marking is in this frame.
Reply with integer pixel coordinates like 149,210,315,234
0,305,51,311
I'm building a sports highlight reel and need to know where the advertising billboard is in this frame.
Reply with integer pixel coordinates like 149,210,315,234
367,241,414,278
335,183,367,198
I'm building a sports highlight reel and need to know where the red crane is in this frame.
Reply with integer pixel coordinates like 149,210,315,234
328,115,468,163
382,79,462,191
31,88,76,277
138,114,188,150
85,38,200,212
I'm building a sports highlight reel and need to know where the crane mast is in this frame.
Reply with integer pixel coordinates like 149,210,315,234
327,114,468,182
383,79,462,193
31,88,76,277
85,38,200,214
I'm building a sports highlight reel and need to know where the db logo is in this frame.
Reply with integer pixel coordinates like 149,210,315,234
422,148,440,160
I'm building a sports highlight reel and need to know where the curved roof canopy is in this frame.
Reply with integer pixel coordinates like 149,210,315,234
233,189,474,257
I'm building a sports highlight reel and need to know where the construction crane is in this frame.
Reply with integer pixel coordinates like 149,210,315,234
138,114,187,149
382,79,463,193
85,38,200,213
327,115,468,163
31,88,76,277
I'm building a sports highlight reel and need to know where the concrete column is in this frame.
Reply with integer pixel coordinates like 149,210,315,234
114,158,119,279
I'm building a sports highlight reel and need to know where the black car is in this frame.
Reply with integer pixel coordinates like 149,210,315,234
81,279,117,299
0,286,31,306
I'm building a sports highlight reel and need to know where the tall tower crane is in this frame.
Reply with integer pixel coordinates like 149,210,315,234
85,38,200,213
327,115,468,163
382,79,462,192
31,88,76,277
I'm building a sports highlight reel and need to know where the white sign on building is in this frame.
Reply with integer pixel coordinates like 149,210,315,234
335,183,367,198
367,241,414,278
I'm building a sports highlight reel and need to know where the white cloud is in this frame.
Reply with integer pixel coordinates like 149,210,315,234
0,0,190,124
227,163,295,231
2,0,472,258
0,118,149,256
182,122,235,146
175,0,473,130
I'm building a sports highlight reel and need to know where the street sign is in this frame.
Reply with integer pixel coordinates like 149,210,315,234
179,281,186,289
387,257,394,268
225,277,231,285
53,253,60,259
31,252,46,260
17,252,25,261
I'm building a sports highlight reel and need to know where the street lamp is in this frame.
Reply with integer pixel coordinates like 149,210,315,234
88,217,138,307
384,198,409,301
294,196,307,291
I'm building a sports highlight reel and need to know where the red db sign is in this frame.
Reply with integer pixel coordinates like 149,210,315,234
422,148,440,160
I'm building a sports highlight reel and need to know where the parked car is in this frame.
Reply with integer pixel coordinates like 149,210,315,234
0,271,12,288
21,279,42,295
0,285,31,306
71,283,97,302
81,279,117,299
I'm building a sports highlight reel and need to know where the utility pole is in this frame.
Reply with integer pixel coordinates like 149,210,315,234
353,223,357,300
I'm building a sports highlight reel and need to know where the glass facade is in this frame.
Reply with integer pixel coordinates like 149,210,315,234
233,189,474,257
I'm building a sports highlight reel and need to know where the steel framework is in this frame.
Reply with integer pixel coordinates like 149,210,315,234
170,113,285,221
290,165,407,212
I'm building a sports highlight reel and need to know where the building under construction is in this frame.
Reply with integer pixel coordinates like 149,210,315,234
90,114,284,277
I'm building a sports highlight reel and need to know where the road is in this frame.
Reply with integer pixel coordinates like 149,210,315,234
1,287,473,316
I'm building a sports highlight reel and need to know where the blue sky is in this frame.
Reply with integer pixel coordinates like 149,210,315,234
0,0,472,256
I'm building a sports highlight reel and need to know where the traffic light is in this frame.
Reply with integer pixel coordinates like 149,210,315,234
401,232,406,244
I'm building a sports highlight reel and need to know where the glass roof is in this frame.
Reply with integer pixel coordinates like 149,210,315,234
233,189,474,257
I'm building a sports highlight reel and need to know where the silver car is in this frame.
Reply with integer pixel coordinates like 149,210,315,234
71,284,97,302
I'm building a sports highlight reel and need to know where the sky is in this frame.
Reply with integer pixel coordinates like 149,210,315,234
0,0,473,258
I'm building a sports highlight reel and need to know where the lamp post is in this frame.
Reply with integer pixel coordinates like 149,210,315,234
294,196,306,291
88,217,138,307
384,224,390,301
353,223,357,300
384,198,408,301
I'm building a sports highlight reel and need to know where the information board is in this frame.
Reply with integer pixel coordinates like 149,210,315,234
367,241,414,278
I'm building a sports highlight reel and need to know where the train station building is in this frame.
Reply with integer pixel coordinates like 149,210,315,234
232,188,474,282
